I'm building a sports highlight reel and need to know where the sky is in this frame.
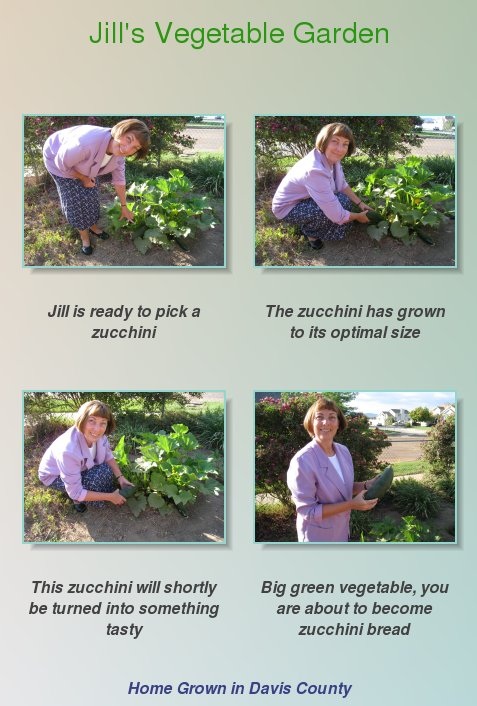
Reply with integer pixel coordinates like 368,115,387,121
353,391,455,416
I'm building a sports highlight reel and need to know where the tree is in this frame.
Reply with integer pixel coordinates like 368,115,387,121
255,393,390,506
255,116,423,167
24,115,196,178
24,392,202,418
422,415,455,475
409,406,434,424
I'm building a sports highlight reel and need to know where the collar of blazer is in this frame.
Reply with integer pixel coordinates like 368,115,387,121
310,439,352,499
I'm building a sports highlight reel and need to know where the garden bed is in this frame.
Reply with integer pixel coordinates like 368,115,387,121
255,190,455,268
24,180,224,267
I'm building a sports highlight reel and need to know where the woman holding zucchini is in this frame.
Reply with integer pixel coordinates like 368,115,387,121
43,119,150,255
287,397,378,542
38,400,134,512
272,122,371,250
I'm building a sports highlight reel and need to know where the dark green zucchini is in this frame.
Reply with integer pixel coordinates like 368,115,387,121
365,210,386,225
119,485,136,499
364,466,394,500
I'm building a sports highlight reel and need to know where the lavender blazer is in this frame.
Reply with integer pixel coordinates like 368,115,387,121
43,125,126,185
287,439,354,542
39,426,114,502
272,149,350,224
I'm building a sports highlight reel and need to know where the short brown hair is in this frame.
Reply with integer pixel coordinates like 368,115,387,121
75,400,115,435
303,397,347,438
111,119,151,159
315,122,355,157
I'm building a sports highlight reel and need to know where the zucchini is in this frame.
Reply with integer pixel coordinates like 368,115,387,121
364,466,394,500
119,485,136,499
365,210,386,225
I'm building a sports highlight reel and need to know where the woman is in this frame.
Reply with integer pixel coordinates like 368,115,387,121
43,119,150,255
272,122,371,250
38,400,133,512
287,398,377,542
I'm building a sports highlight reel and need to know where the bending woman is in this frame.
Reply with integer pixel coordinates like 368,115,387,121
272,122,371,250
39,400,133,512
287,397,377,542
43,119,150,255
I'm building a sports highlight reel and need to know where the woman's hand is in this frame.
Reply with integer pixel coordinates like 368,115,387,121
119,205,134,222
118,476,134,489
358,200,371,212
109,490,127,506
351,490,378,512
350,211,370,224
81,177,96,188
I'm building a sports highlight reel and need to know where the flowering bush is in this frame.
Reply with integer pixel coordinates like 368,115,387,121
24,115,196,178
255,116,423,167
255,393,391,506
422,415,455,475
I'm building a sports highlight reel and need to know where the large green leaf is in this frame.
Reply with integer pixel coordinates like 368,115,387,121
367,222,389,241
148,493,166,510
390,220,409,239
133,236,151,255
127,492,148,518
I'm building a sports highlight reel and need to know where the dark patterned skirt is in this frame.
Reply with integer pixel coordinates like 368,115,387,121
282,193,353,241
49,462,115,507
50,174,101,230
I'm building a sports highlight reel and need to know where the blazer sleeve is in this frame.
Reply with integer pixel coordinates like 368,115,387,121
56,451,87,502
54,140,92,175
305,168,350,224
110,158,126,185
287,455,324,524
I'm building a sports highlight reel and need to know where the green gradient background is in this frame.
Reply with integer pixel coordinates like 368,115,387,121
3,1,475,704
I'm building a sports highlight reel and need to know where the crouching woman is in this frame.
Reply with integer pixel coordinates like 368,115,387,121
38,400,133,512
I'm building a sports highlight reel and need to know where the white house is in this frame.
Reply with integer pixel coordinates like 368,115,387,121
432,404,455,418
375,408,410,426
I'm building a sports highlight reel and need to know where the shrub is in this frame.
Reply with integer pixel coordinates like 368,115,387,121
255,116,423,166
255,393,391,505
114,425,222,518
186,407,224,454
185,155,224,197
356,158,454,244
106,170,216,253
24,115,196,175
391,478,441,519
422,415,455,475
367,515,441,542
421,155,455,188
349,510,372,541
424,472,455,503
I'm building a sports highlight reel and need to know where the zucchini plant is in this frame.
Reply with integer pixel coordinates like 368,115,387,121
106,169,216,254
113,425,223,518
356,157,454,244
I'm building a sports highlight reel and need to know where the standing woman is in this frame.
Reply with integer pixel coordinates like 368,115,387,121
43,119,150,255
272,122,371,250
287,398,377,542
39,400,134,512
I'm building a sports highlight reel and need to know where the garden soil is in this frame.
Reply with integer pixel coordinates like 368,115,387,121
27,184,224,267
296,219,455,267
51,492,224,543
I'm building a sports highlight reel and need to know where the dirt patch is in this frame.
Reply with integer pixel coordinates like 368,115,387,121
256,190,455,267
26,492,224,544
24,183,224,267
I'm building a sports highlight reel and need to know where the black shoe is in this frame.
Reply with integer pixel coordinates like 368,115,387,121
307,237,324,250
81,245,93,255
73,502,87,513
89,228,109,240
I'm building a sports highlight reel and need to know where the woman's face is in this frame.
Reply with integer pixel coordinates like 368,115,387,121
313,408,339,446
111,132,141,157
324,134,350,164
83,415,108,447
